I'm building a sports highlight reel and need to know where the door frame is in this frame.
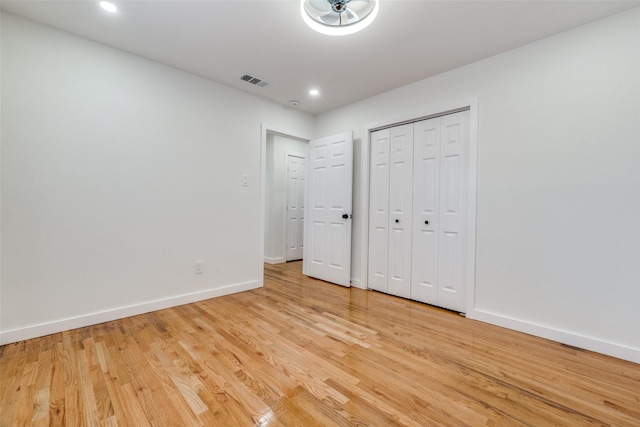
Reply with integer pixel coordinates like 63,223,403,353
259,124,312,286
359,98,479,314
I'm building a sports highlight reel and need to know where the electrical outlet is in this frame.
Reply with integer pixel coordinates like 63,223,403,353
194,261,204,274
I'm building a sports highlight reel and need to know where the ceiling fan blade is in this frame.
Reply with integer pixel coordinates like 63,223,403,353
309,0,332,13
344,7,360,23
347,0,369,8
319,11,341,26
347,0,371,7
345,0,375,18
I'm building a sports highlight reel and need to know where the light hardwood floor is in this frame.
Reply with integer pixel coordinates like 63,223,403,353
1,261,639,426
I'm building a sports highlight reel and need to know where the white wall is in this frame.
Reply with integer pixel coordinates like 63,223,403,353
264,134,307,263
0,13,314,343
315,7,640,362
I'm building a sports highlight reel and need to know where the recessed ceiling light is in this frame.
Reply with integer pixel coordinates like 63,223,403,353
309,89,320,96
99,1,118,13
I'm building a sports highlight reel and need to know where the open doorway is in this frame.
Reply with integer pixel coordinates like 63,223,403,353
259,125,354,289
264,132,308,265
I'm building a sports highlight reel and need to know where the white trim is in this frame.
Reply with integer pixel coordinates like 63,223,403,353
467,308,640,364
359,98,479,314
464,99,479,315
358,127,371,295
0,280,260,346
264,256,286,265
302,142,310,276
260,124,312,284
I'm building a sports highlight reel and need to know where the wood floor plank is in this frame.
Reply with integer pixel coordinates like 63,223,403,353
101,372,131,427
118,382,153,427
76,348,99,427
1,261,639,426
62,384,80,427
118,344,182,426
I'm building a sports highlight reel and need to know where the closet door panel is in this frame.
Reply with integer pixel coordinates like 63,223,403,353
437,111,468,312
387,124,414,298
368,129,391,292
411,117,440,304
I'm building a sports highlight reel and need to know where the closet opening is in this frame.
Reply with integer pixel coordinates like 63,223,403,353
362,101,477,314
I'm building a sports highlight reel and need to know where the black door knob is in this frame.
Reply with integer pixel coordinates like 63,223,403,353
425,220,429,225
395,219,399,223
342,213,349,219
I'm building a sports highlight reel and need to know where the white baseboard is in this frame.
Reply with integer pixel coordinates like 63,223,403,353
0,280,261,346
467,308,640,364
264,256,285,264
350,278,365,289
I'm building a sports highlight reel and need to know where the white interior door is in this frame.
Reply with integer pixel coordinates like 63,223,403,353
369,124,414,298
387,124,414,298
411,110,468,312
303,132,353,287
436,111,468,312
286,154,305,261
411,117,441,303
368,128,390,292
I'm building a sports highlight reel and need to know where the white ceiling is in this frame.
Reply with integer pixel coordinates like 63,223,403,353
2,0,639,115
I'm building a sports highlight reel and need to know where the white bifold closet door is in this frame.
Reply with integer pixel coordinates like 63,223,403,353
368,128,391,293
368,110,469,313
411,111,468,312
368,124,414,298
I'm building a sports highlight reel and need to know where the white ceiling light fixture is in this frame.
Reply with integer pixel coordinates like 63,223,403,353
301,0,379,36
309,89,320,96
99,1,118,13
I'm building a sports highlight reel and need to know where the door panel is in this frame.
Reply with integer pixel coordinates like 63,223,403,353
286,155,305,261
330,222,345,267
304,132,353,287
387,124,413,298
368,129,390,292
411,117,440,304
442,154,460,214
437,111,468,312
310,222,324,263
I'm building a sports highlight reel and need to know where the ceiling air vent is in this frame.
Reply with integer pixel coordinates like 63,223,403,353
241,74,270,88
